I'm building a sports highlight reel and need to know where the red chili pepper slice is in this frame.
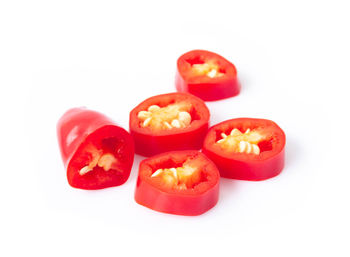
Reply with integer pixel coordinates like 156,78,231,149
176,49,240,101
57,108,134,189
202,118,285,180
134,150,220,216
129,92,210,156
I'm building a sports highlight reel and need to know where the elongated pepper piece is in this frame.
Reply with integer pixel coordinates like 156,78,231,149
57,108,134,189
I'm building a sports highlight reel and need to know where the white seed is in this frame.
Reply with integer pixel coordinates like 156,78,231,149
79,166,92,176
148,105,160,112
143,117,152,127
169,168,178,179
151,169,163,177
171,119,181,128
192,63,210,73
246,142,252,153
137,111,151,120
252,144,260,155
177,183,187,190
239,141,247,153
178,111,191,126
230,128,241,136
163,121,172,129
216,126,261,155
217,138,225,144
97,153,116,171
207,69,217,78
247,131,264,143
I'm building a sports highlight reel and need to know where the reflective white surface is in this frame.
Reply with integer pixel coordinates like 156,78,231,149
0,0,348,256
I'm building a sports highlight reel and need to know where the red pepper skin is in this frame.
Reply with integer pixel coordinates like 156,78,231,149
129,93,210,157
57,108,134,189
176,50,240,101
134,151,220,216
202,118,285,181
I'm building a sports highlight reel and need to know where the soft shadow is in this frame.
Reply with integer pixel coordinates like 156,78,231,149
219,177,241,203
125,154,145,185
237,71,252,93
284,135,300,169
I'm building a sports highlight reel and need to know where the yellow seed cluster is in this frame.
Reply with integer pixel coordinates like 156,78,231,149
79,153,117,175
192,61,224,78
137,104,192,130
151,163,198,189
216,128,265,155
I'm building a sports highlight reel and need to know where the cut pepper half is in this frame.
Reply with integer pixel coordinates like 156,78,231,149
134,150,220,216
129,92,210,156
202,118,285,181
176,49,240,101
57,108,134,189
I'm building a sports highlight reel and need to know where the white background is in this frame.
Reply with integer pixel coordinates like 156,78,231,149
1,0,349,256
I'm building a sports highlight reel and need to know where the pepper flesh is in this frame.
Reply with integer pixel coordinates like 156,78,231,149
129,93,210,156
202,118,285,181
134,150,220,216
176,50,240,101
